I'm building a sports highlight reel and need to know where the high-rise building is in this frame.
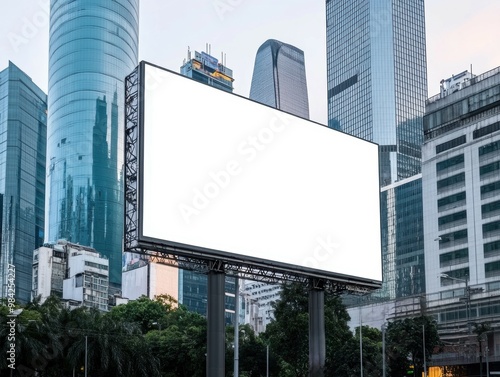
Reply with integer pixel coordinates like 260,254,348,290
245,39,310,330
326,0,427,307
0,62,47,303
180,48,234,93
326,0,427,185
46,0,139,288
179,47,236,324
249,39,309,119
422,67,500,371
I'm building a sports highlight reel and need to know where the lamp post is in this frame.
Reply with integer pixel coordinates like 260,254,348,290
422,324,427,377
439,273,471,334
381,323,386,377
359,308,363,377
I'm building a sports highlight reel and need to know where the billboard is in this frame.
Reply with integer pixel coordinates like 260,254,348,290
131,62,382,288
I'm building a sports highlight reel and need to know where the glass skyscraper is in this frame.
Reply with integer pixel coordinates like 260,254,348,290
326,1,427,303
246,39,310,330
47,0,139,287
0,62,47,303
326,0,427,186
250,39,310,119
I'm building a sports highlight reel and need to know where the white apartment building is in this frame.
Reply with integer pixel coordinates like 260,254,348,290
32,240,109,311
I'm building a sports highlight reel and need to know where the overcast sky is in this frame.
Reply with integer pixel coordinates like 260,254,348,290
1,0,500,125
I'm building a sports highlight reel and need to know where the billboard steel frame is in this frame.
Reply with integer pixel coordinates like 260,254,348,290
124,62,374,295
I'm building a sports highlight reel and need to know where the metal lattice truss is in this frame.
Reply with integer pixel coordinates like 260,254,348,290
123,64,373,296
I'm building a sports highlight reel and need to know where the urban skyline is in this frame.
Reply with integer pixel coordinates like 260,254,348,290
1,1,500,126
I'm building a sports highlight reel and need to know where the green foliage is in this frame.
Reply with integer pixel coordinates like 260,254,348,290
147,305,207,377
385,315,440,377
264,282,356,377
0,289,442,377
108,294,174,333
226,323,276,377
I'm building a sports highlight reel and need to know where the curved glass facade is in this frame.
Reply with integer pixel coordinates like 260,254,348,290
249,39,309,119
47,0,139,286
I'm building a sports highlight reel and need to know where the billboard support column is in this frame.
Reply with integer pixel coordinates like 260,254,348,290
309,279,325,377
207,261,225,377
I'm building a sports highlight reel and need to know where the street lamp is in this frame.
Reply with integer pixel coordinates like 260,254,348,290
423,324,427,377
381,323,387,377
439,273,471,334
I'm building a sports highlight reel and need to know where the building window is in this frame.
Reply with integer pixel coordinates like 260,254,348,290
479,140,500,157
438,229,468,249
436,154,464,174
84,261,109,270
439,248,468,268
437,172,465,192
438,210,467,230
75,274,83,288
484,240,500,258
482,200,500,219
483,220,500,238
440,267,469,286
436,136,466,154
485,260,500,278
481,180,500,199
473,121,500,140
438,191,466,212
480,161,500,179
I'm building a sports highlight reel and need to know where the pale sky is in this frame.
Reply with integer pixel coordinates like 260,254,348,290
1,0,500,125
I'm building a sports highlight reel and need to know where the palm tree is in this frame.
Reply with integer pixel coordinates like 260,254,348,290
66,307,160,377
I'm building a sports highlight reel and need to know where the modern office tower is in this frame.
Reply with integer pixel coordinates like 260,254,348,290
326,0,427,185
180,47,234,93
422,67,500,372
46,0,139,289
245,39,310,330
249,39,309,119
33,240,109,311
326,1,427,311
179,47,236,324
0,62,47,304
345,174,425,328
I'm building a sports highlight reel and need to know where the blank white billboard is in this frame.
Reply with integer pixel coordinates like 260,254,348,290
138,62,382,285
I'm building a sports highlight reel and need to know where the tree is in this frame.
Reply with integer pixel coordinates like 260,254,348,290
0,295,161,377
145,306,206,377
108,295,174,333
264,282,354,377
224,323,275,377
385,315,440,377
